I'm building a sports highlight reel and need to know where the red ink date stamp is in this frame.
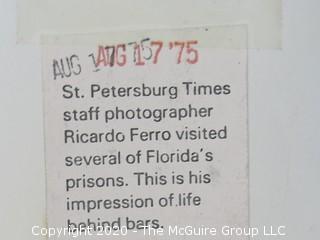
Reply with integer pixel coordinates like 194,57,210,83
88,38,199,71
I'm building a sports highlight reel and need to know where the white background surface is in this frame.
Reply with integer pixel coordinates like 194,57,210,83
0,0,319,239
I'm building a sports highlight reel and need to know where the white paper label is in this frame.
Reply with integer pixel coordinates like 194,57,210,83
42,27,248,240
